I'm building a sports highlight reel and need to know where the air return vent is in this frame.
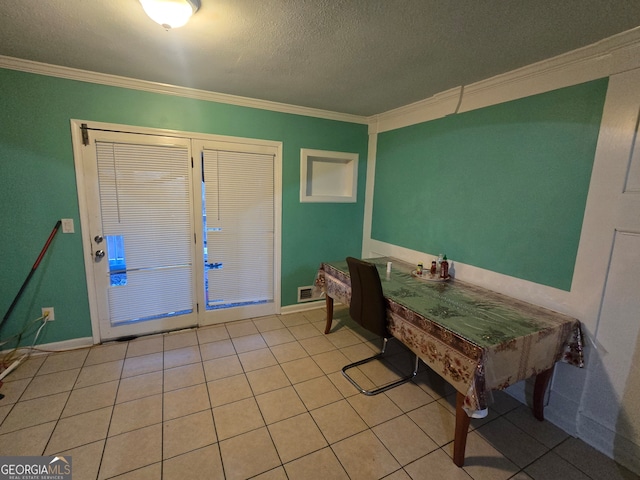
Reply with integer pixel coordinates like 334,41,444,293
297,285,323,303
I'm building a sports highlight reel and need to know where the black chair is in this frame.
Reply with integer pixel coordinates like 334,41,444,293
342,257,419,395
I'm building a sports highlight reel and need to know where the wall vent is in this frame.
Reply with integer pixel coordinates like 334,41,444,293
297,285,323,303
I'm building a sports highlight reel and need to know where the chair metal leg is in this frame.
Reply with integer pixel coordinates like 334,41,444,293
342,338,419,396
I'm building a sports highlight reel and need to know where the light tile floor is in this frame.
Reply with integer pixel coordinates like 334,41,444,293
0,307,638,480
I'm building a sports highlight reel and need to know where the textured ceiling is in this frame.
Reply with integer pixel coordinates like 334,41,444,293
1,0,640,116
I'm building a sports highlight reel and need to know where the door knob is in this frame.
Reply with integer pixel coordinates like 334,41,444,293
94,235,104,243
95,249,105,259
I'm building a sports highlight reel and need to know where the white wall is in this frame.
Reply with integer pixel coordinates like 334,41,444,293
363,28,640,474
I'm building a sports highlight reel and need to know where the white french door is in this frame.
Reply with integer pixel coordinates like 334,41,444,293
195,140,279,325
79,130,198,340
73,122,281,342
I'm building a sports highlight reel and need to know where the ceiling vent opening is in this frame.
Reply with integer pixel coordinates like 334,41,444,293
297,285,323,303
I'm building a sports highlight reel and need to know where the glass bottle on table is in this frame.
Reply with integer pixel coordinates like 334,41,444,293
440,255,449,278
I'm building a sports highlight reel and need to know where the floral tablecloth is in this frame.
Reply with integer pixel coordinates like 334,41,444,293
315,257,584,415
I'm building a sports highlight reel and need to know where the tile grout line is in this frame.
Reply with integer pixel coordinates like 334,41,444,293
3,311,627,479
261,313,346,479
39,349,88,457
5,322,437,475
96,342,128,480
159,335,166,480
198,327,228,480
262,314,391,478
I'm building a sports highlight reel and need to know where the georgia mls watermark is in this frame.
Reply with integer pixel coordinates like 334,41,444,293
0,456,72,480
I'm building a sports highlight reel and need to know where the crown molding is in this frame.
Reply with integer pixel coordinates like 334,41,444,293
0,55,368,125
459,26,640,113
3,27,639,132
370,26,640,133
368,86,462,134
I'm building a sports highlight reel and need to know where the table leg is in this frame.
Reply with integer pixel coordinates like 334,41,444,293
324,295,334,334
533,366,554,421
454,392,471,467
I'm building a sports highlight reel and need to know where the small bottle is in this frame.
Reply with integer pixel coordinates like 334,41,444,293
430,260,437,275
440,255,449,278
416,263,423,275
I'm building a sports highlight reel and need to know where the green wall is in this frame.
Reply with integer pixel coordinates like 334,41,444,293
0,68,368,346
372,79,608,290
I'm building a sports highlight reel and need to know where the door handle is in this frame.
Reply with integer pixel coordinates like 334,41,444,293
94,235,104,244
95,249,105,260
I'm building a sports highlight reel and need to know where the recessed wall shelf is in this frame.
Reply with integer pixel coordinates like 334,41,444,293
300,148,358,203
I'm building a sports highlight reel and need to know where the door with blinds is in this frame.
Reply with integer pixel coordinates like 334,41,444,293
195,140,279,325
73,122,282,342
80,129,198,341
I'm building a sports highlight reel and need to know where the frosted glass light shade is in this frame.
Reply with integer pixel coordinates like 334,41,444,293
139,0,200,29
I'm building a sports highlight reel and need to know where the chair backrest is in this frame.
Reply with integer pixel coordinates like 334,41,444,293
346,257,388,338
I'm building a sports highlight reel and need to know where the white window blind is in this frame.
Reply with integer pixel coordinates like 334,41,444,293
96,142,194,325
203,149,274,307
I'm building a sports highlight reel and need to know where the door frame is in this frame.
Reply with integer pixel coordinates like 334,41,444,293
71,119,283,344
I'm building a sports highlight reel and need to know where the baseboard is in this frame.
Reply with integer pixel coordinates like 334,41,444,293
505,379,580,436
505,381,640,474
1,336,94,357
543,393,580,437
578,412,640,475
280,301,325,315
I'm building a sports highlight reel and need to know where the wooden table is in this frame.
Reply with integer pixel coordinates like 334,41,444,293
315,257,584,467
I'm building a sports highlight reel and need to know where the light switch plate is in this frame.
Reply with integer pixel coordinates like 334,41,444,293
61,218,74,233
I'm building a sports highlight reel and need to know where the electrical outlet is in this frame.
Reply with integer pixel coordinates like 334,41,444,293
42,307,55,321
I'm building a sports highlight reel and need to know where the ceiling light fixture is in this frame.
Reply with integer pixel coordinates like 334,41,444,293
139,0,200,29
